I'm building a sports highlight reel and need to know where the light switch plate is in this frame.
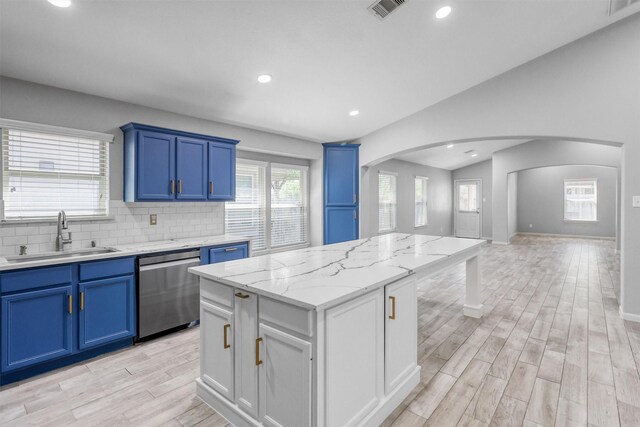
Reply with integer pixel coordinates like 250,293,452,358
150,214,157,225
634,196,640,208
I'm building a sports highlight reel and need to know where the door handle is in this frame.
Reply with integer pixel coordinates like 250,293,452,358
68,295,73,315
80,292,85,311
209,181,213,194
389,296,396,320
178,180,183,194
255,337,263,366
353,210,357,220
170,179,175,194
224,247,238,252
353,193,357,204
223,324,231,349
235,292,250,299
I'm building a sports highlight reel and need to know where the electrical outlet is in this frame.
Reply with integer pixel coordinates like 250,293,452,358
150,214,157,225
633,196,640,208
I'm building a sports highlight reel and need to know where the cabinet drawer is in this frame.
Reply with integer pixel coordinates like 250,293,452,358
200,279,234,309
260,296,313,337
79,257,135,282
208,243,248,264
0,265,73,294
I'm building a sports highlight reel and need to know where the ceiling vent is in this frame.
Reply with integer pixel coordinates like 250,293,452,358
368,0,408,20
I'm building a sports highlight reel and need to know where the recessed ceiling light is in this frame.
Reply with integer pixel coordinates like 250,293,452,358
471,153,478,157
435,6,452,19
349,110,360,116
48,0,71,7
446,144,454,149
257,74,272,84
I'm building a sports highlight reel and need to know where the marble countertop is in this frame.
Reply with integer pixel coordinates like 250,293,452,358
190,233,485,310
0,234,251,272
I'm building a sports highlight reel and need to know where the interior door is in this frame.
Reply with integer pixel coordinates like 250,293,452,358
455,179,481,238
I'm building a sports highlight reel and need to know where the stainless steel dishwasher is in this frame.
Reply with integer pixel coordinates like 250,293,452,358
137,250,201,340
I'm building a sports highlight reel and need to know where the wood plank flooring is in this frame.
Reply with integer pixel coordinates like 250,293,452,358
0,235,630,427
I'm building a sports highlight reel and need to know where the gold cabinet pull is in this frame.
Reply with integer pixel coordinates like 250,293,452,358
178,180,183,194
225,247,238,252
80,292,85,311
209,181,214,194
68,295,73,314
170,179,175,194
234,292,250,299
389,296,396,320
223,324,231,349
353,193,357,204
255,337,263,366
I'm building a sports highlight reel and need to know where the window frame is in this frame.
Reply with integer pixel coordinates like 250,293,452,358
414,175,429,228
378,170,398,234
563,178,598,222
0,119,114,223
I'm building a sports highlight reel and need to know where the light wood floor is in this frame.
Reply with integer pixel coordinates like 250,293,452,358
0,235,632,427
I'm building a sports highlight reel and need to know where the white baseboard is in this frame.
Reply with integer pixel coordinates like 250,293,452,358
516,232,615,241
491,241,509,245
619,306,640,323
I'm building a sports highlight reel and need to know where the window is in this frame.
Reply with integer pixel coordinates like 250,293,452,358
225,160,308,252
415,176,428,227
378,171,397,233
1,125,111,220
457,183,478,212
564,179,597,221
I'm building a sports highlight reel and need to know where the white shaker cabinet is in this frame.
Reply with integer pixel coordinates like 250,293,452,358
200,300,234,400
234,290,260,418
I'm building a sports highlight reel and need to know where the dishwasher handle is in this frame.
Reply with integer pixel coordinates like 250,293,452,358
138,257,200,272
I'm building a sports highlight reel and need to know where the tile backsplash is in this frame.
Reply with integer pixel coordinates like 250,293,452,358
0,200,224,256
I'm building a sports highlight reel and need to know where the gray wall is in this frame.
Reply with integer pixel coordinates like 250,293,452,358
452,160,492,239
0,77,326,246
508,172,518,241
517,165,617,238
361,159,452,238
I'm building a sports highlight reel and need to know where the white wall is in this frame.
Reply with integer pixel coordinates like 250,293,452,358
361,159,452,238
452,160,492,239
517,165,617,238
507,172,518,241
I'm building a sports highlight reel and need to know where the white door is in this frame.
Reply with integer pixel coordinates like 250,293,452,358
455,179,482,238
384,276,418,394
200,301,234,400
234,290,259,417
258,323,312,427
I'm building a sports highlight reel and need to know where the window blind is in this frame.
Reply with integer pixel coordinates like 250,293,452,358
564,179,597,221
378,172,397,232
1,128,110,219
415,176,428,227
271,166,307,248
225,162,267,251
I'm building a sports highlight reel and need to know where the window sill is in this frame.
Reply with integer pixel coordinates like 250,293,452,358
414,224,428,229
1,215,116,225
563,219,598,223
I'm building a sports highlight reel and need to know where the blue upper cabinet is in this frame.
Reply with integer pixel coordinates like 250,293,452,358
122,123,239,202
177,137,208,200
208,141,236,201
323,143,360,244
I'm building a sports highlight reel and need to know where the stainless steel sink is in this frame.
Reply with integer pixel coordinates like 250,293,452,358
5,248,119,263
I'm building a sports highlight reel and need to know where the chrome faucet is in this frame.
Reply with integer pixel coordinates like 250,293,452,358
56,210,72,251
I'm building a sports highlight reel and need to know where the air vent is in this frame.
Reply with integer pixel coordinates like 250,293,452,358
368,0,408,20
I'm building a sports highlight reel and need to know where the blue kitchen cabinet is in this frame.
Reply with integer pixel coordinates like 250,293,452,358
323,143,360,244
122,123,239,202
177,137,208,200
324,207,359,244
200,242,249,265
137,130,176,200
1,285,74,372
208,141,236,201
78,275,135,350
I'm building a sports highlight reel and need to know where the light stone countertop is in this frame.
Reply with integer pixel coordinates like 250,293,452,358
190,233,485,310
0,234,251,272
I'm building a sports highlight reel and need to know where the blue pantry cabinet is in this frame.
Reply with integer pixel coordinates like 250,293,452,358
323,143,360,244
0,257,136,385
122,123,239,202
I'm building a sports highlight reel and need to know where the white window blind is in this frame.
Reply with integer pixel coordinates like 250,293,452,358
1,128,110,220
415,176,428,227
378,172,397,233
225,161,267,251
271,165,308,248
564,179,597,221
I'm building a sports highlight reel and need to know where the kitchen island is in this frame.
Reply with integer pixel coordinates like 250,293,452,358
189,233,485,427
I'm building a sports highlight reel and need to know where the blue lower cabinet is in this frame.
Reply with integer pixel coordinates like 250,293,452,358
200,242,249,265
79,275,135,350
1,285,73,372
324,207,358,244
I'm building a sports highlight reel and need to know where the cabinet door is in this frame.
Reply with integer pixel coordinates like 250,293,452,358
208,141,236,201
385,276,417,394
324,207,358,244
234,290,259,417
258,324,312,427
200,300,234,400
78,276,135,350
1,285,73,372
137,130,176,200
208,243,248,264
176,137,208,200
324,145,358,206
